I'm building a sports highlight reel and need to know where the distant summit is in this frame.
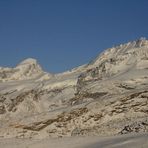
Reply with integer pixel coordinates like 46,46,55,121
0,58,52,82
18,58,39,65
16,58,43,77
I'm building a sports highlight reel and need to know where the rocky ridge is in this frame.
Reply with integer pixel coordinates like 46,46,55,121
0,38,148,139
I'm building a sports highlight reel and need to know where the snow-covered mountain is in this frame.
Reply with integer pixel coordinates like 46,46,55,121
0,38,147,139
0,58,52,82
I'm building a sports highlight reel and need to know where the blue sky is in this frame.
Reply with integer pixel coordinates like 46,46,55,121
0,0,148,73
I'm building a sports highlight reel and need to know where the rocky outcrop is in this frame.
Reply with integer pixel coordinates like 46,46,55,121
119,119,148,134
0,103,6,114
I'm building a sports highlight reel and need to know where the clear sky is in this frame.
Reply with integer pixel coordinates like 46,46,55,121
0,0,148,73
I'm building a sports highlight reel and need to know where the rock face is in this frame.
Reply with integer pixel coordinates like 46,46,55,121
0,38,148,139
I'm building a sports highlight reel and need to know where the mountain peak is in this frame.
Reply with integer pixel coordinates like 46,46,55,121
135,37,148,47
14,58,44,80
16,58,43,74
138,37,146,40
0,58,46,82
18,58,38,65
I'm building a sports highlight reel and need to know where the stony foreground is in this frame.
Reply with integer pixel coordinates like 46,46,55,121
0,133,147,148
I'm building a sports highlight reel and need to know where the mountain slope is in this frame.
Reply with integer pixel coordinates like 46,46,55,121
0,38,148,139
